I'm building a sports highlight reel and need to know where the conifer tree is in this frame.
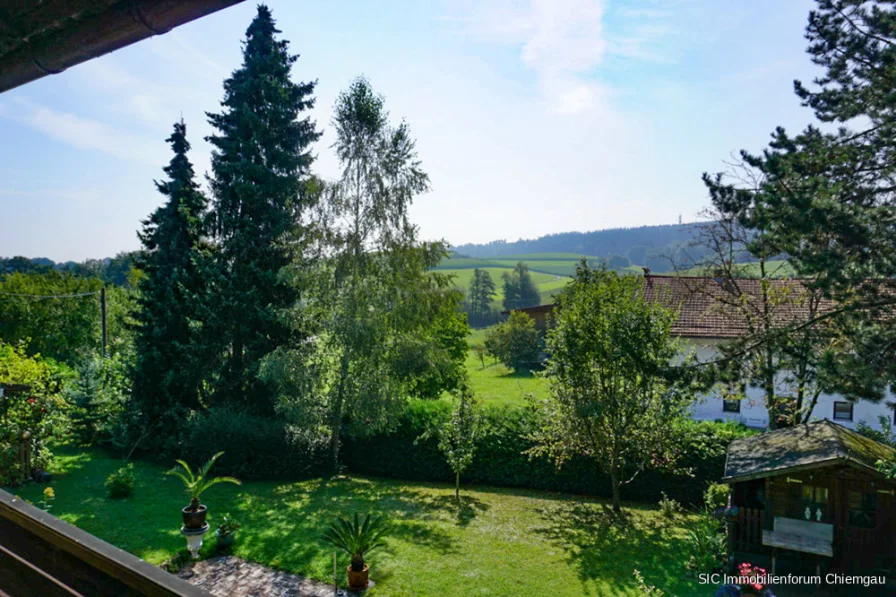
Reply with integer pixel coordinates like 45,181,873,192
502,262,540,310
132,120,213,437
467,268,496,326
206,5,321,410
704,0,896,398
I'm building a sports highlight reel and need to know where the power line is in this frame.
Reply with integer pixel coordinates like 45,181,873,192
0,291,101,300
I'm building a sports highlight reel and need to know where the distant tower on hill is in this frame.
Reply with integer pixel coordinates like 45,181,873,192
678,214,682,225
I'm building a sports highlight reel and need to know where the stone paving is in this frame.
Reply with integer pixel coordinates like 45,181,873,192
177,555,364,597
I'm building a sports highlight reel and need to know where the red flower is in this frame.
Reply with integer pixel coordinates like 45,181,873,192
27,398,36,404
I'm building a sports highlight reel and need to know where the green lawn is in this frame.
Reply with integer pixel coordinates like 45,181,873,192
11,445,704,596
465,327,548,408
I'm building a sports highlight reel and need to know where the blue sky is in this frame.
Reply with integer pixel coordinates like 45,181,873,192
0,0,820,261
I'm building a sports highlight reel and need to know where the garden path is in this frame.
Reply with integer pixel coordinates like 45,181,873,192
177,555,364,597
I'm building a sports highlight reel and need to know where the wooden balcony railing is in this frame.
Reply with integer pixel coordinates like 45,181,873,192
0,487,209,597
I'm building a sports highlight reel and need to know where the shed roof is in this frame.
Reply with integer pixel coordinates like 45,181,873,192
722,420,896,482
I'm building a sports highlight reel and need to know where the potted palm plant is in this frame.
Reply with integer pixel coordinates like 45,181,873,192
322,513,391,590
167,451,241,530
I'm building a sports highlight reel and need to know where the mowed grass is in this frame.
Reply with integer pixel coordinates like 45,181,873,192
12,445,704,596
465,327,548,407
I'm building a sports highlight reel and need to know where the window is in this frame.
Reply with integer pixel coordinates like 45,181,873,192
798,485,829,522
722,399,741,413
833,401,853,421
848,491,877,528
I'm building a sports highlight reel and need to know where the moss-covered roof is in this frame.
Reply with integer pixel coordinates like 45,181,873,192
723,420,896,482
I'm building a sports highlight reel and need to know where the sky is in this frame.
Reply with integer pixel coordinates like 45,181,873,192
0,0,823,262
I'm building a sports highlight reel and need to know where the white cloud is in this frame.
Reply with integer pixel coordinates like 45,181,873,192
443,0,611,116
3,98,166,166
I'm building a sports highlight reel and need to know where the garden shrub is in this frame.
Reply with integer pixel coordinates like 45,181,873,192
0,342,71,486
180,406,329,480
704,482,730,510
66,352,131,445
658,492,683,520
343,400,754,505
105,463,136,498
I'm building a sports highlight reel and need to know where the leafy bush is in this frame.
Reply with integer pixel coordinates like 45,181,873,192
686,510,727,574
344,401,753,504
704,482,730,510
484,311,540,371
180,406,329,480
216,513,241,535
105,463,136,499
0,342,71,485
658,492,683,520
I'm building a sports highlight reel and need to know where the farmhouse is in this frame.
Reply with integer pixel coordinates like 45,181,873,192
510,274,896,431
723,420,896,580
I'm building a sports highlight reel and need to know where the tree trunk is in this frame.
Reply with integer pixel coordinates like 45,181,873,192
455,472,460,501
328,423,341,476
609,466,622,513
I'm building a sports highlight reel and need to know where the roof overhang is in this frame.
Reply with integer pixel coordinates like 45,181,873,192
0,0,245,94
722,455,886,484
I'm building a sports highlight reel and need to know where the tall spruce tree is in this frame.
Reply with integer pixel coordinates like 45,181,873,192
206,5,321,410
132,120,213,438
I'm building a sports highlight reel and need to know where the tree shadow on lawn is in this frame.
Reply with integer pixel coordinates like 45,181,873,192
232,476,465,577
533,498,695,594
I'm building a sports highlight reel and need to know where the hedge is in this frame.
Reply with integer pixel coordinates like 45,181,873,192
179,406,329,480
342,400,754,506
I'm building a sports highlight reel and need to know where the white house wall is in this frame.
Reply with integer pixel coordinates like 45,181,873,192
684,338,896,432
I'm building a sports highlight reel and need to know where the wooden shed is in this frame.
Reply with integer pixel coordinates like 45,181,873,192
723,420,896,578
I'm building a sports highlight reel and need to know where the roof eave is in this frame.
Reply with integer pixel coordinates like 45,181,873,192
0,0,244,94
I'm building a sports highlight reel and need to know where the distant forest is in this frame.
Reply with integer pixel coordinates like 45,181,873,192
451,223,721,272
0,252,137,286
3,222,757,279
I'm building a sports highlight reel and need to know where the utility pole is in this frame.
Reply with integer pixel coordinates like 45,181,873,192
100,286,107,358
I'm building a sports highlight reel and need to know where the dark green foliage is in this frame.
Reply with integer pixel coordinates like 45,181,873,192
105,463,136,499
132,120,214,441
206,5,321,411
607,254,631,270
180,406,329,480
393,307,469,400
466,268,499,327
501,262,541,310
343,401,752,506
484,311,540,371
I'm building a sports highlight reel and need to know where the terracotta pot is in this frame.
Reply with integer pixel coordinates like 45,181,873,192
182,504,207,530
347,563,369,590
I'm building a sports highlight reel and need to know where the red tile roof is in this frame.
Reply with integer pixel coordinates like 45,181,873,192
511,275,844,339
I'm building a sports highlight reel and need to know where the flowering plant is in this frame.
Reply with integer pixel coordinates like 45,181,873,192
715,563,776,597
0,343,70,485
